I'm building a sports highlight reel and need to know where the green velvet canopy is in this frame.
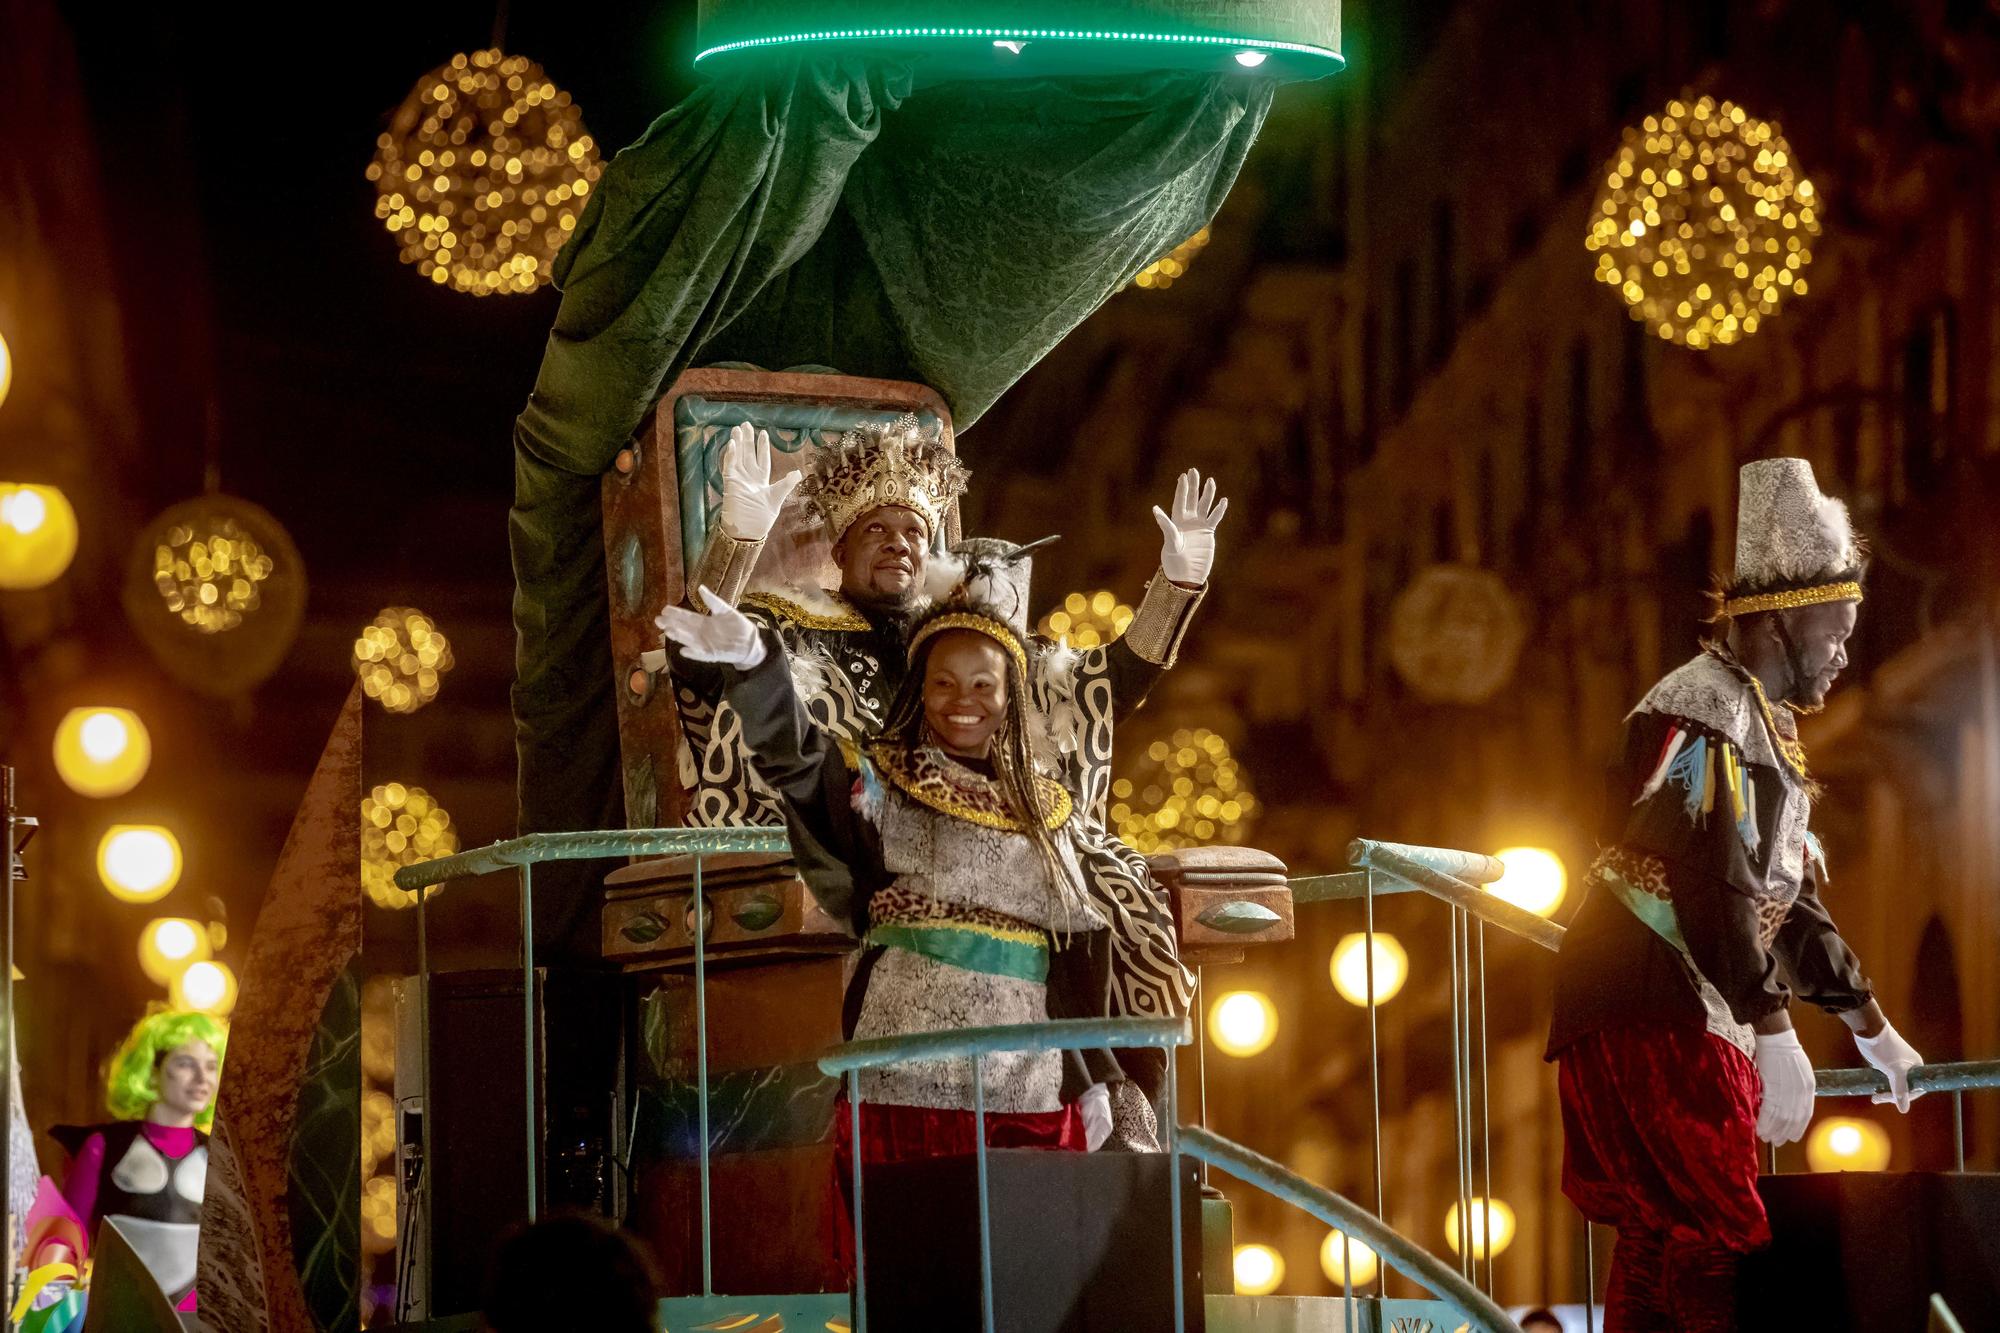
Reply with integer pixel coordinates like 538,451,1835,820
509,44,1321,949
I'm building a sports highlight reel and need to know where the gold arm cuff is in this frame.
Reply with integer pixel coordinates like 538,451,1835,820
688,529,765,612
1124,571,1207,667
1722,581,1863,618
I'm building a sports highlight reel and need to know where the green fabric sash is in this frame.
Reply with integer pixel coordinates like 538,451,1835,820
868,922,1049,983
509,58,1274,951
1599,865,1689,953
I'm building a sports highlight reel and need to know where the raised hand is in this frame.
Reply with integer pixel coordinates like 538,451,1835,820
655,587,767,669
718,422,803,542
1152,468,1229,586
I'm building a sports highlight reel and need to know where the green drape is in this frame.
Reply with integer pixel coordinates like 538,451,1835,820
511,56,1272,952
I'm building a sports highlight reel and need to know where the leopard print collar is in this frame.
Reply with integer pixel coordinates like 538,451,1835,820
868,740,1073,833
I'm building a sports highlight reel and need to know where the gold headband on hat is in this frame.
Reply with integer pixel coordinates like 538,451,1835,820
908,611,1029,678
1720,580,1864,618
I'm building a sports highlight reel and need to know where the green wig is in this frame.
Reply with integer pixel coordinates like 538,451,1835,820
104,1008,229,1129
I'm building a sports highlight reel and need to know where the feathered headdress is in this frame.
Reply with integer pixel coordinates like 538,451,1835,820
1718,458,1866,618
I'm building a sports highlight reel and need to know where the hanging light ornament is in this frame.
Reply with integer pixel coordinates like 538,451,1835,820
1587,94,1819,349
123,494,306,697
367,49,604,296
1038,590,1134,650
0,483,79,590
353,607,455,714
1112,727,1257,855
361,783,458,909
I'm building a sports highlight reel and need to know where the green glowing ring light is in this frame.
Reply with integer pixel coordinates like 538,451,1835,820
694,1,1344,82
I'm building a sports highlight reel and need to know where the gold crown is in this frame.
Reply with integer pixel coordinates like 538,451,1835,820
797,412,970,543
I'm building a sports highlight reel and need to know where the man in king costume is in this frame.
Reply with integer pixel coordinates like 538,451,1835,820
1548,458,1925,1330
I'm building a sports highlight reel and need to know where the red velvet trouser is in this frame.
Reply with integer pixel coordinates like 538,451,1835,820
1559,1022,1770,1332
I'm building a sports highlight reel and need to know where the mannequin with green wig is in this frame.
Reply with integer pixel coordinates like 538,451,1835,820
54,1008,226,1312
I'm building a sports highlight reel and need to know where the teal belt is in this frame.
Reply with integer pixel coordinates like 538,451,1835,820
866,921,1049,983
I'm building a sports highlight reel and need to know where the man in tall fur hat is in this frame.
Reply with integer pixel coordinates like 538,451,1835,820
657,414,969,828
1547,458,1924,1329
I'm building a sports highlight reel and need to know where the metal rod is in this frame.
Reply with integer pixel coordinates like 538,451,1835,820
520,864,538,1224
1168,1045,1185,1333
1450,908,1470,1281
850,1071,867,1333
973,1056,995,1333
1766,1142,1778,1175
1195,966,1209,1187
693,855,712,1296
1347,841,1564,951
1478,921,1492,1296
1584,1222,1596,1333
1364,871,1385,1301
417,872,435,1317
1340,1230,1356,1333
1955,1091,1966,1173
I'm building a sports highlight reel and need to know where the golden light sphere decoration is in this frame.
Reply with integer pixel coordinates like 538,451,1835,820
153,514,275,633
354,607,455,713
53,707,151,798
1133,225,1211,291
124,495,306,697
1444,1197,1517,1261
1208,989,1278,1058
1490,846,1568,918
171,959,239,1016
1233,1243,1284,1296
1587,94,1819,349
368,49,604,296
0,483,80,590
1319,1230,1379,1289
139,917,211,987
1330,932,1409,1007
1112,727,1258,855
361,783,458,909
0,329,12,408
1039,590,1134,651
97,825,183,904
1806,1116,1892,1173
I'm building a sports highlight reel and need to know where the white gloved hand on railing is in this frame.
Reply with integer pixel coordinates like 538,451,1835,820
1855,1022,1925,1112
1753,1028,1816,1146
1152,468,1228,587
655,588,767,669
718,422,803,542
1080,1083,1112,1152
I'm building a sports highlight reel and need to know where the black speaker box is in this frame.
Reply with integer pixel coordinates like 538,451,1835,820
859,1149,1204,1333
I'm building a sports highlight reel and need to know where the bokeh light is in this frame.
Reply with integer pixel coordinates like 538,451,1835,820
97,826,183,903
151,513,276,633
1490,847,1568,917
125,495,306,697
0,330,11,408
1233,1242,1284,1295
361,783,459,909
363,1173,400,1252
0,483,79,590
1113,727,1258,855
1319,1230,1379,1288
1444,1197,1517,1260
367,48,605,296
1587,94,1818,348
1133,226,1211,291
1330,932,1408,1007
1039,590,1134,650
354,607,456,713
171,960,239,1016
53,707,151,798
1806,1116,1892,1173
1208,989,1278,1058
139,917,211,986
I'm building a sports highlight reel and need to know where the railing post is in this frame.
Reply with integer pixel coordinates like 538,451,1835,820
693,854,713,1296
416,876,434,1319
1477,921,1492,1296
972,1055,995,1333
849,1071,867,1333
1365,869,1386,1301
1450,907,1471,1281
1168,1043,1185,1333
1194,966,1209,1187
1584,1220,1596,1333
520,863,538,1224
1954,1091,1966,1173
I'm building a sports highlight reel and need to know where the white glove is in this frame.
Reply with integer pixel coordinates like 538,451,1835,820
1753,1028,1816,1146
718,422,802,542
1855,1022,1925,1112
1152,468,1229,586
654,587,767,669
1080,1083,1112,1152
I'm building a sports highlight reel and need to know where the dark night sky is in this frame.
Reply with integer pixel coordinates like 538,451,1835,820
61,2,704,583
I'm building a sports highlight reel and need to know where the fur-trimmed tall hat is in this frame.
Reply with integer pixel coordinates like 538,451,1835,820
1722,458,1866,618
796,412,970,545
